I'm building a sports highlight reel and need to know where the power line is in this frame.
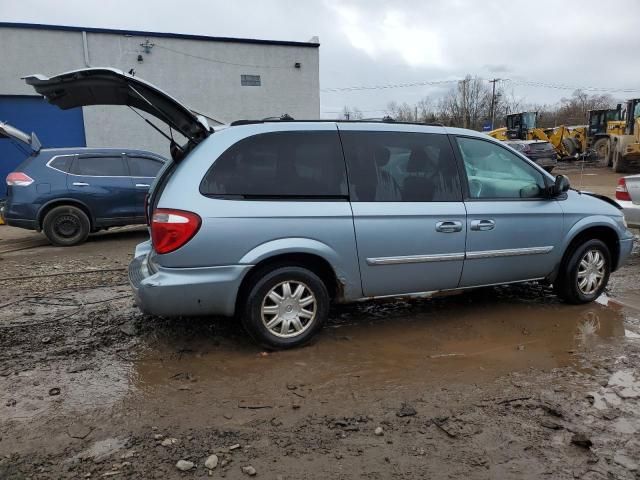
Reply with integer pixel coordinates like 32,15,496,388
321,77,640,94
321,79,459,92
154,43,294,69
503,78,640,93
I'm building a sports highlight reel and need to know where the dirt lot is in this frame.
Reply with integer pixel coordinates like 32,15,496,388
1,165,639,479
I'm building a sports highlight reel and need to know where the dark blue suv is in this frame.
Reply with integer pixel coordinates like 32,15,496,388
2,122,166,246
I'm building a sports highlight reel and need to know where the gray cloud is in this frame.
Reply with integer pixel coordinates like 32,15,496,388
3,0,640,117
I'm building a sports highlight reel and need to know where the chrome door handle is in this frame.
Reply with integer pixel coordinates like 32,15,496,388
72,182,89,187
135,183,150,188
470,219,495,231
435,221,463,233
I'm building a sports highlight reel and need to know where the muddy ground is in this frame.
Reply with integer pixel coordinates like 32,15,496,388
1,165,640,479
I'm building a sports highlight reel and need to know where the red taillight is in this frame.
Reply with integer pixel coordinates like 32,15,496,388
616,178,632,201
151,209,201,254
6,172,34,186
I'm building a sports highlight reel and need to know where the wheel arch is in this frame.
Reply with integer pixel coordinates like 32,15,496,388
235,238,354,310
37,198,94,230
554,222,622,281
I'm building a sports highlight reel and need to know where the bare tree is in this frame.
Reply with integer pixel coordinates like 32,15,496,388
341,106,364,120
386,101,416,121
435,75,491,129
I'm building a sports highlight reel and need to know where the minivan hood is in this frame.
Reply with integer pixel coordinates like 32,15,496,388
0,121,41,153
23,68,211,146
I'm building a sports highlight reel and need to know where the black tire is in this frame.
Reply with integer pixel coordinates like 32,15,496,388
593,138,609,167
613,150,626,173
554,239,611,304
42,205,91,246
562,138,577,157
240,266,329,349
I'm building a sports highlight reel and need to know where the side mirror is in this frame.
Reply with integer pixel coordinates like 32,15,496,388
554,175,570,195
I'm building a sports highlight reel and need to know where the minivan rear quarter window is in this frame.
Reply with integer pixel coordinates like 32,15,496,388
200,131,348,199
340,131,462,202
73,156,128,177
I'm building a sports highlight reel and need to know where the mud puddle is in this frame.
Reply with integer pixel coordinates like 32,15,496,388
3,284,640,426
3,280,640,479
126,294,638,416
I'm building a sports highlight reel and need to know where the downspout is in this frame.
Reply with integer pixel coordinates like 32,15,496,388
82,31,91,67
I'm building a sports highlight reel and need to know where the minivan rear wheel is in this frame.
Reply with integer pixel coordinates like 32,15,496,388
554,239,611,304
241,266,329,349
42,205,90,246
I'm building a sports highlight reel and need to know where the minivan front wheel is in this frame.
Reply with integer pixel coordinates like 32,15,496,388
42,205,90,246
241,266,329,349
554,239,611,304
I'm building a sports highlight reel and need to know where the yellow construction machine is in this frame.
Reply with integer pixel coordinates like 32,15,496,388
606,98,640,172
488,112,573,159
547,107,622,164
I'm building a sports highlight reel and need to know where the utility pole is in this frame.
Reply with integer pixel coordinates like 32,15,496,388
489,78,500,129
459,77,470,129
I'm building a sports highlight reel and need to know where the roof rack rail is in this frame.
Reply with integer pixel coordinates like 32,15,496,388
229,118,446,127
231,114,294,126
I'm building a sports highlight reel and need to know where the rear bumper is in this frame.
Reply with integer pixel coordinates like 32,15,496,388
618,200,640,229
128,249,252,317
4,217,37,230
533,157,557,168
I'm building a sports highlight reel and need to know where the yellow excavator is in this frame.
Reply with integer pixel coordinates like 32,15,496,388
606,98,640,172
488,112,573,159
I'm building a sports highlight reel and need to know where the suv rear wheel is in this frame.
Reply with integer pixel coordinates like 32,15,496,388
42,205,91,246
554,239,611,304
241,266,329,349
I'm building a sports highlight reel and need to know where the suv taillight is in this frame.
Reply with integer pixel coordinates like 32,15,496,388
151,209,201,254
6,172,34,186
616,178,631,201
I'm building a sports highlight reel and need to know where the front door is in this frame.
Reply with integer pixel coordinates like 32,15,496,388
68,154,138,224
339,127,466,297
453,136,564,287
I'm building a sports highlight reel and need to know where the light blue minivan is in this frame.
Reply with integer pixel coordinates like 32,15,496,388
26,68,635,348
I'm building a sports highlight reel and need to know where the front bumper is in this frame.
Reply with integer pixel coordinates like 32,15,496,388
128,250,252,318
617,236,635,271
618,200,640,229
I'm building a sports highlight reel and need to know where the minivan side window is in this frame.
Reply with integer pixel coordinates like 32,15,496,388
73,156,128,177
200,131,348,198
456,137,545,199
340,131,462,202
128,156,163,177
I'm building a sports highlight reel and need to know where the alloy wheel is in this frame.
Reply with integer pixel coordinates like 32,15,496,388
261,280,317,338
577,249,606,295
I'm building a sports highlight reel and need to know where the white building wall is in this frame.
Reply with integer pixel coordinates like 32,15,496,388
0,26,320,156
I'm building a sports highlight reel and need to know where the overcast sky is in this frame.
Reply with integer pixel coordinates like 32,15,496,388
2,0,640,117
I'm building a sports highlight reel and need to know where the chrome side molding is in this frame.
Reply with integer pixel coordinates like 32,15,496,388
367,246,553,266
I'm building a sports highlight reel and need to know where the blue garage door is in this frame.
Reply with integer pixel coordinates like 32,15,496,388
0,96,86,198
